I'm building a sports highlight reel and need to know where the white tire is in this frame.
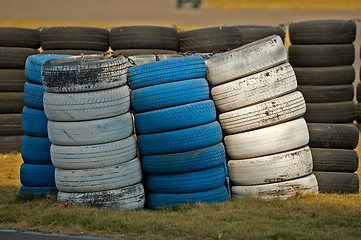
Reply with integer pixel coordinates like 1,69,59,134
48,112,133,146
51,135,137,170
211,63,297,113
231,174,318,200
228,146,313,185
44,85,130,121
225,117,309,159
57,183,145,211
219,91,306,134
55,157,142,193
205,35,287,86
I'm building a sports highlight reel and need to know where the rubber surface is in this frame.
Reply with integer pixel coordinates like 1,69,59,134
311,148,359,172
303,102,355,123
24,82,45,109
293,66,355,85
21,135,52,165
313,171,359,193
0,113,22,136
0,47,39,69
297,85,354,103
0,27,40,48
0,92,24,113
20,163,55,187
22,107,48,137
0,69,26,91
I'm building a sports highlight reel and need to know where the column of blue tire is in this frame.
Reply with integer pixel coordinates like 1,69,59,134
19,54,69,196
128,56,229,209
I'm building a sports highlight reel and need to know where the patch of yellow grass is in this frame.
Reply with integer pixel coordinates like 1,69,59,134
204,0,361,10
0,153,21,188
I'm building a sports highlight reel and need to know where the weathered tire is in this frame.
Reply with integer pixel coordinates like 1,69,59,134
21,135,51,165
0,47,39,69
125,53,181,65
42,54,129,92
41,50,104,55
235,25,285,45
303,102,355,123
135,100,216,134
356,103,361,123
44,85,130,121
110,26,179,51
219,91,306,134
131,78,209,113
24,82,45,109
57,183,145,211
0,135,21,153
40,26,109,51
289,20,356,44
127,56,206,90
297,85,354,103
225,117,309,159
142,142,225,174
228,146,313,185
48,112,133,146
205,35,287,86
288,44,354,67
19,186,57,196
55,157,142,193
22,107,47,137
51,135,136,170
25,54,70,84
138,121,222,155
307,123,359,149
0,69,26,91
313,171,359,193
311,148,358,172
20,163,55,187
211,63,296,113
232,174,318,200
114,49,178,56
0,92,24,114
357,83,361,102
293,66,355,85
0,114,22,136
148,185,228,210
0,27,40,48
147,164,225,194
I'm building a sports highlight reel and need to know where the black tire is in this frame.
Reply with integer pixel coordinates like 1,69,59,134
0,92,24,113
0,114,22,136
356,103,361,123
0,135,21,153
0,69,26,91
294,66,355,85
303,102,355,123
235,25,285,45
0,27,40,48
357,83,361,102
41,49,105,55
307,123,359,149
311,148,359,172
288,44,354,67
297,85,354,103
289,20,356,44
313,171,359,193
113,49,178,55
179,26,242,52
42,54,128,92
0,47,39,69
110,26,179,51
40,27,109,51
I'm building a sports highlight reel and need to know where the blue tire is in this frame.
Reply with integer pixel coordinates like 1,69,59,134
148,186,228,209
127,56,206,89
131,78,209,113
146,164,225,194
19,186,57,196
20,163,55,187
25,54,70,84
22,107,48,137
138,121,222,155
21,135,52,165
142,142,225,174
24,81,45,109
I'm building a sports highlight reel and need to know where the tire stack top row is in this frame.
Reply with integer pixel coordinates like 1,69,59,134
41,54,145,210
206,35,319,199
0,28,39,153
288,20,359,193
128,56,229,209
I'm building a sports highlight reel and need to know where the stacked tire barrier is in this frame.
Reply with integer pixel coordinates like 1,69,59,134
110,26,179,55
0,27,39,153
42,54,145,210
128,56,229,209
206,35,318,199
20,54,69,195
289,20,359,193
179,25,285,53
40,26,109,55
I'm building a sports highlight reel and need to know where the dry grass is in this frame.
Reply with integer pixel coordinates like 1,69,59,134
204,0,361,10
